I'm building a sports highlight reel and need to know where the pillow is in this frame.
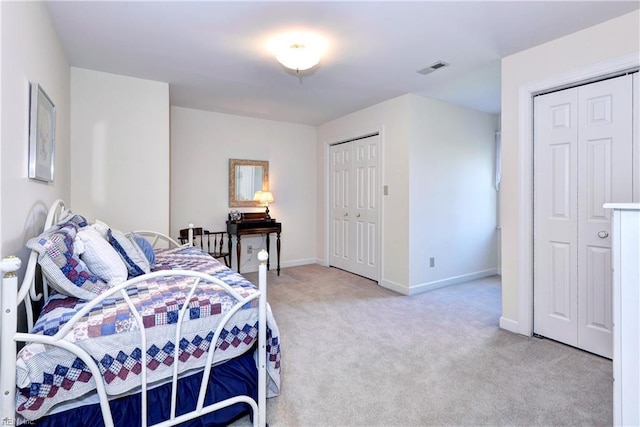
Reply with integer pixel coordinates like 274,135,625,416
56,211,89,229
131,234,156,268
76,227,128,287
108,228,151,277
90,219,110,239
26,221,109,300
92,219,151,278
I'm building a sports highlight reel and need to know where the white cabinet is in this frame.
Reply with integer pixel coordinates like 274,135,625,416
605,203,640,426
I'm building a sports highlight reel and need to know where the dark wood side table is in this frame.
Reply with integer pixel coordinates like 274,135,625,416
226,212,282,275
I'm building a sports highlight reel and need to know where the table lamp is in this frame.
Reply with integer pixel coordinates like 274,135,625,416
253,190,275,219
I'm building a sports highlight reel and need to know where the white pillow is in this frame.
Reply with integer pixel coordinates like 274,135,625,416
91,219,110,239
76,227,128,287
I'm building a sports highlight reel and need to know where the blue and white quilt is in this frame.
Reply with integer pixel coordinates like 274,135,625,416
15,246,281,421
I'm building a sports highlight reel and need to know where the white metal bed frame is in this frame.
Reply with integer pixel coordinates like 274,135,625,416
0,199,268,426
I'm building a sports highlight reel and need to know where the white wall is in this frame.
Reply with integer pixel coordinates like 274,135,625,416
500,10,640,331
70,68,170,234
408,95,499,292
1,1,70,274
170,106,317,273
317,94,498,293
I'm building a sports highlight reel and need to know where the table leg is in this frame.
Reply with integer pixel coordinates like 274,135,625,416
276,232,281,276
227,233,233,270
265,234,271,271
236,235,242,274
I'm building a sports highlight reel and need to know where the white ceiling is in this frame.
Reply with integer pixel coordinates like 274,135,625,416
45,1,640,126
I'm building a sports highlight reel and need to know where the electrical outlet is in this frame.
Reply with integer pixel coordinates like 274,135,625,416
247,245,253,255
429,257,435,268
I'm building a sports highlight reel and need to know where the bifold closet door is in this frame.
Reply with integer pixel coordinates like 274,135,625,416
329,135,380,281
534,74,634,359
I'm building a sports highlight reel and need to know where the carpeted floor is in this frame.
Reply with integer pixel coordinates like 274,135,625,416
233,264,612,426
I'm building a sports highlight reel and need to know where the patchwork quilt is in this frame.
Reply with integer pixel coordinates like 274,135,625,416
15,246,281,421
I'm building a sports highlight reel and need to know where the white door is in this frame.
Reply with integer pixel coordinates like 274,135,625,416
534,86,579,347
330,143,351,272
330,135,380,281
534,74,634,358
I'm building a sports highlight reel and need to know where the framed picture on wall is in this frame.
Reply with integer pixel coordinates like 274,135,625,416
28,81,56,182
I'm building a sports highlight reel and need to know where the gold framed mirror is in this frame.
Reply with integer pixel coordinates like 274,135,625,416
229,159,269,207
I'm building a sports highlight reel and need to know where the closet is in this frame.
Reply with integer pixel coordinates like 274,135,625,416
329,134,380,281
533,73,636,358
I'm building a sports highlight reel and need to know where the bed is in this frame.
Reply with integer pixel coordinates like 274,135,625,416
0,200,280,426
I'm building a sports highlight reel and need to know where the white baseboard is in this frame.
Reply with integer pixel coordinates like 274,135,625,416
239,258,316,273
499,316,520,334
249,263,499,300
380,279,411,295
281,258,317,269
406,268,499,296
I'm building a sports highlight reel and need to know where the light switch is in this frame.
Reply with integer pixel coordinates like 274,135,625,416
383,185,388,195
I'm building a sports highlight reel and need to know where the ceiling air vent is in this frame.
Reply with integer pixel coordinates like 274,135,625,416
417,61,450,75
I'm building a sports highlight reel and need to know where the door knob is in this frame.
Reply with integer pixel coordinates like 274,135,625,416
344,212,348,217
356,213,361,218
597,231,609,239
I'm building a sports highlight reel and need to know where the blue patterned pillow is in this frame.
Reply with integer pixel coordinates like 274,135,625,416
132,234,156,268
27,217,109,300
107,229,150,277
57,212,89,229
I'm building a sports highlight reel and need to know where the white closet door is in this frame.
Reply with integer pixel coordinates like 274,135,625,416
534,74,634,358
577,76,633,358
534,87,579,347
330,143,352,272
329,135,380,281
352,136,380,281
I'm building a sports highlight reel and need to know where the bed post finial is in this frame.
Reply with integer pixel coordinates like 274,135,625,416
1,255,21,421
188,223,195,247
1,255,21,275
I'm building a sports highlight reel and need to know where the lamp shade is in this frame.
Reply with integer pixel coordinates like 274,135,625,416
270,32,326,72
276,43,320,71
253,191,274,204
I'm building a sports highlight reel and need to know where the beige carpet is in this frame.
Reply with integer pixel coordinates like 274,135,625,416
233,264,612,427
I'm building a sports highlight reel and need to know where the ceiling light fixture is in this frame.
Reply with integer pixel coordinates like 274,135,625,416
269,32,326,73
277,42,319,72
